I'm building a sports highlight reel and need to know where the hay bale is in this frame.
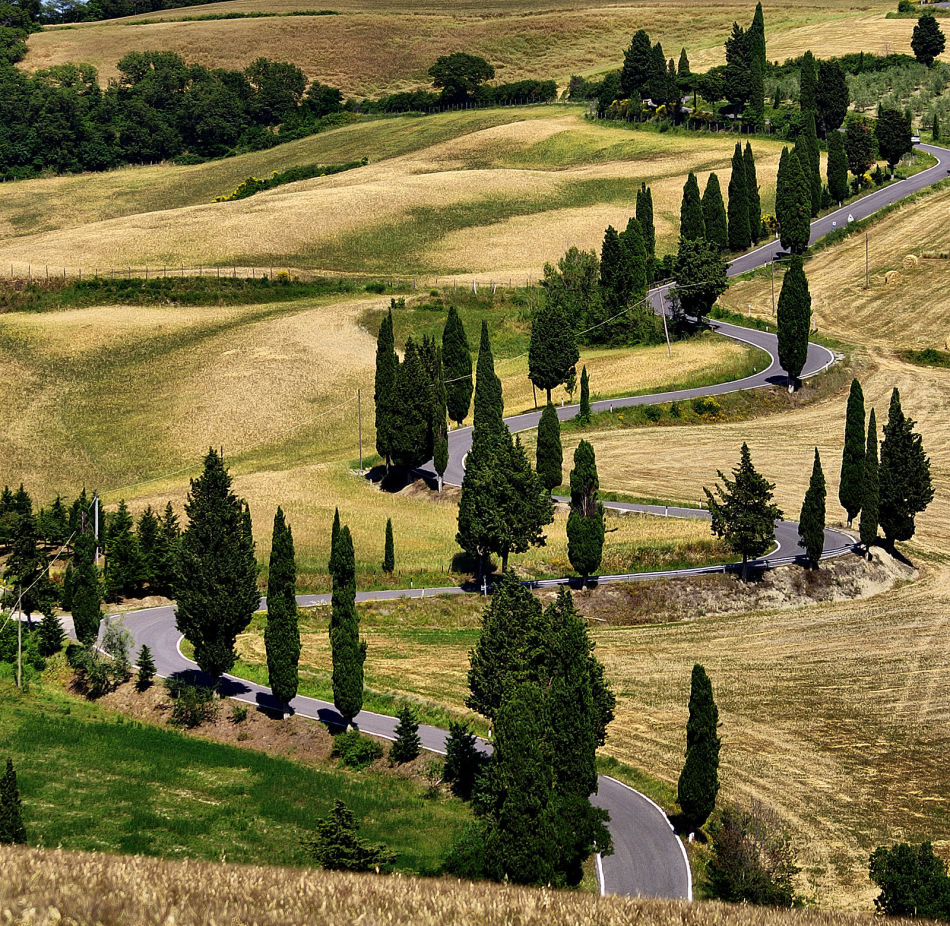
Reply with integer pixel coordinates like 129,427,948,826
885,270,901,285
903,254,919,269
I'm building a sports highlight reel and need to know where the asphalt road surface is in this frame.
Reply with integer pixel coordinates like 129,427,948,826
118,143,950,903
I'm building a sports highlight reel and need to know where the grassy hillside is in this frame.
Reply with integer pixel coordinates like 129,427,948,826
1,844,922,926
22,0,903,95
0,109,792,277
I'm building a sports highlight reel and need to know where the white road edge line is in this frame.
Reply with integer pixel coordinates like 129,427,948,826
602,775,693,902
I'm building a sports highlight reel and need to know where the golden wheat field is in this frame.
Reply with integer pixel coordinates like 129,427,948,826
0,844,926,926
21,0,906,96
0,110,789,277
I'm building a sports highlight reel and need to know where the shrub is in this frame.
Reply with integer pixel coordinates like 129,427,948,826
101,618,133,683
168,681,218,728
135,645,156,692
304,800,396,872
898,0,916,12
364,281,386,294
692,396,722,418
869,841,950,918
669,401,682,418
230,703,249,724
644,404,663,422
68,645,123,699
708,802,801,907
389,705,421,764
331,730,384,769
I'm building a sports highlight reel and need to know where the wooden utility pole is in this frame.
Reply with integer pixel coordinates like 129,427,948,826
770,259,776,314
357,389,363,474
661,294,672,358
865,232,870,288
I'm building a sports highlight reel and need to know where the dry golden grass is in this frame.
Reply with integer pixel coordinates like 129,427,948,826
23,0,901,96
0,844,920,926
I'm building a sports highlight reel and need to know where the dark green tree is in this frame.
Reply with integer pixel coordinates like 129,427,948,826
680,171,705,240
816,60,850,135
154,502,181,596
136,643,156,691
442,721,486,801
637,182,656,262
264,506,299,707
567,439,605,581
621,29,653,99
382,518,395,573
827,130,849,204
839,378,866,526
528,297,578,403
860,409,880,557
777,148,812,254
619,215,648,307
305,800,395,872
390,704,421,764
876,107,913,172
176,449,259,678
744,143,762,243
912,14,946,66
136,506,160,590
374,305,398,471
536,402,563,493
776,254,812,388
599,224,633,322
329,523,365,726
798,448,827,567
670,237,728,321
702,172,729,252
70,530,102,647
879,388,934,546
0,758,26,845
542,247,601,333
799,50,817,115
442,305,473,428
428,52,494,104
37,610,64,657
103,500,140,601
750,3,767,71
845,114,878,177
933,113,941,141
795,111,821,216
388,337,434,471
728,142,751,250
578,365,592,424
4,514,54,621
704,443,783,581
677,664,721,832
869,842,950,919
472,321,504,446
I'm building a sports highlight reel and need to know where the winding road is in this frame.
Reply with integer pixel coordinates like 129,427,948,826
119,142,950,904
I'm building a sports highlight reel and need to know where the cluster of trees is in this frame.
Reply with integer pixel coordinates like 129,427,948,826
870,841,950,919
39,0,234,23
0,50,347,178
445,578,615,886
374,300,451,488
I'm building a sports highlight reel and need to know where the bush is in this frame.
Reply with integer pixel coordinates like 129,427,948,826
331,730,384,769
444,820,490,880
167,680,218,728
708,802,801,907
389,705,421,764
692,396,722,418
68,644,124,699
364,281,386,294
869,841,950,919
230,703,249,724
898,0,916,12
644,404,663,422
304,800,396,872
101,618,132,682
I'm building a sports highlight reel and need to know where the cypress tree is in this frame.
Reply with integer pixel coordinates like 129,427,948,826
264,506,300,707
472,321,504,447
798,111,822,216
839,378,866,526
71,530,102,646
4,514,54,621
743,143,762,243
0,758,26,845
933,113,941,141
599,224,635,330
879,389,934,546
442,305,473,427
176,449,260,679
777,148,811,254
776,254,812,389
330,524,365,726
389,338,434,471
37,610,65,657
103,500,141,602
136,644,156,691
637,182,656,262
374,305,398,471
536,402,563,493
827,130,849,205
725,143,749,250
567,439,605,580
680,172,705,241
620,215,648,307
677,665,720,833
528,296,579,403
431,344,449,492
443,721,486,801
702,173,729,252
383,518,395,573
329,507,340,574
390,705,421,764
578,366,591,424
798,448,827,567
136,506,160,591
155,502,181,597
860,409,880,557
704,443,783,581
799,50,817,115
750,2,767,70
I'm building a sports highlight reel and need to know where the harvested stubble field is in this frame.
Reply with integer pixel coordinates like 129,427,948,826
21,0,906,96
0,845,925,926
0,110,791,277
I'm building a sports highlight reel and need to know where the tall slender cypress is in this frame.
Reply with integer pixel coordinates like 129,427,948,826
859,409,880,557
536,402,563,493
383,518,395,573
776,255,812,388
677,665,720,833
702,173,729,252
388,338,434,471
798,449,826,567
0,758,26,845
827,130,849,205
71,530,102,646
442,305,473,427
431,343,449,492
728,142,751,251
330,524,365,726
472,320,504,447
374,306,398,471
839,378,866,527
743,143,762,243
799,50,817,115
778,149,811,254
566,440,605,580
680,172,705,241
578,366,591,424
799,111,822,216
264,506,300,707
637,182,656,261
620,216,648,306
